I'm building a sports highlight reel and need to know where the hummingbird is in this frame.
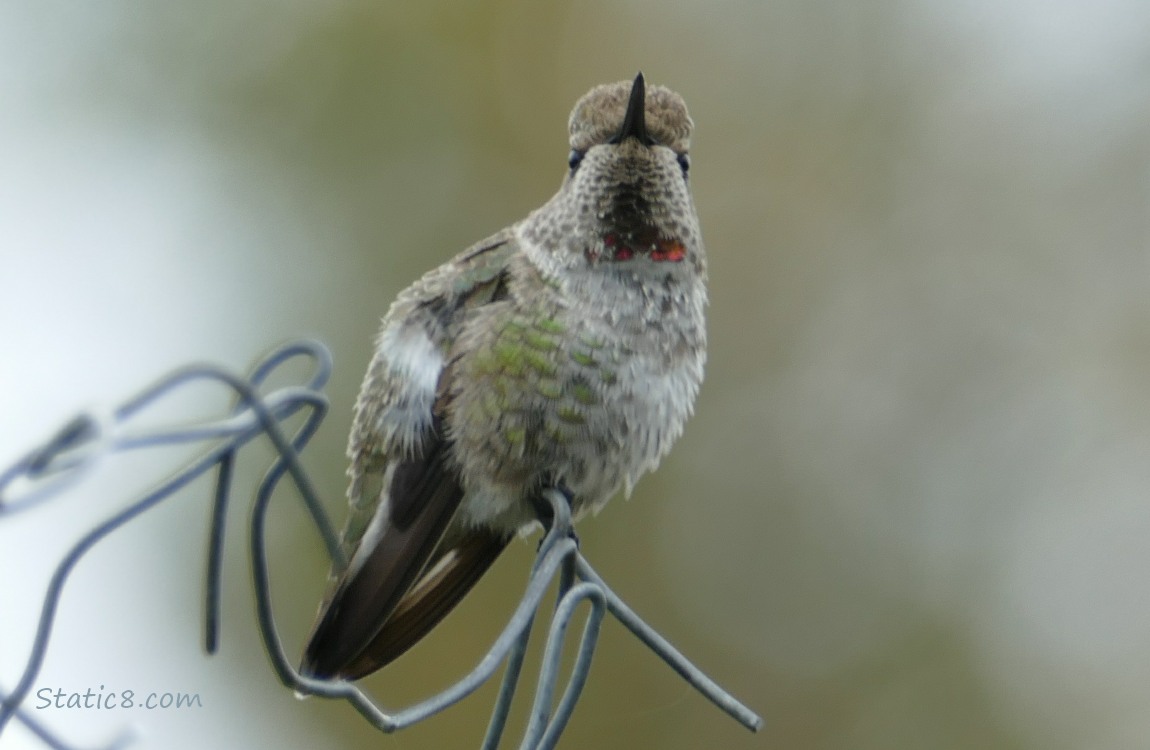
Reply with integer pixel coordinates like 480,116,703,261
300,72,706,681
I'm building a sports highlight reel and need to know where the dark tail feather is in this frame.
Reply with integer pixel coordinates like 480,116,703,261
300,443,463,680
339,529,511,680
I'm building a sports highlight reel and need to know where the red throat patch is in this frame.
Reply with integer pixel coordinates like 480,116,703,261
650,240,686,262
602,233,686,263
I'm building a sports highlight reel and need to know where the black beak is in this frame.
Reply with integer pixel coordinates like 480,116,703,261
610,72,654,146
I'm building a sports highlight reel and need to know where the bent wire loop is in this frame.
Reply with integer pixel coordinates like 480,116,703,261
0,340,762,750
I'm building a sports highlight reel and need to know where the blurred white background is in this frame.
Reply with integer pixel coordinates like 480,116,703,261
2,1,1148,748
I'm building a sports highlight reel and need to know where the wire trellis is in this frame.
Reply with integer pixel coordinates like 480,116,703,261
0,340,762,749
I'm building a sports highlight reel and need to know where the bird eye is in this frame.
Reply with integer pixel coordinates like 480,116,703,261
568,149,585,171
677,153,690,176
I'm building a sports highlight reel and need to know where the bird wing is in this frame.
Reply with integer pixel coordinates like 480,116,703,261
301,234,516,680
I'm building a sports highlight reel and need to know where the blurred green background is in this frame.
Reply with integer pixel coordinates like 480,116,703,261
2,1,1148,749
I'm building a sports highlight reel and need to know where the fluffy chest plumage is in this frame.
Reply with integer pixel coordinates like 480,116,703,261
445,254,706,533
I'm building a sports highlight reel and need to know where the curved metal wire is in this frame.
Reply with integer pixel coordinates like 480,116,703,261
0,340,762,749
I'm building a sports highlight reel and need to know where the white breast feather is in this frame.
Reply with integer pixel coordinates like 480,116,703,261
376,322,444,456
